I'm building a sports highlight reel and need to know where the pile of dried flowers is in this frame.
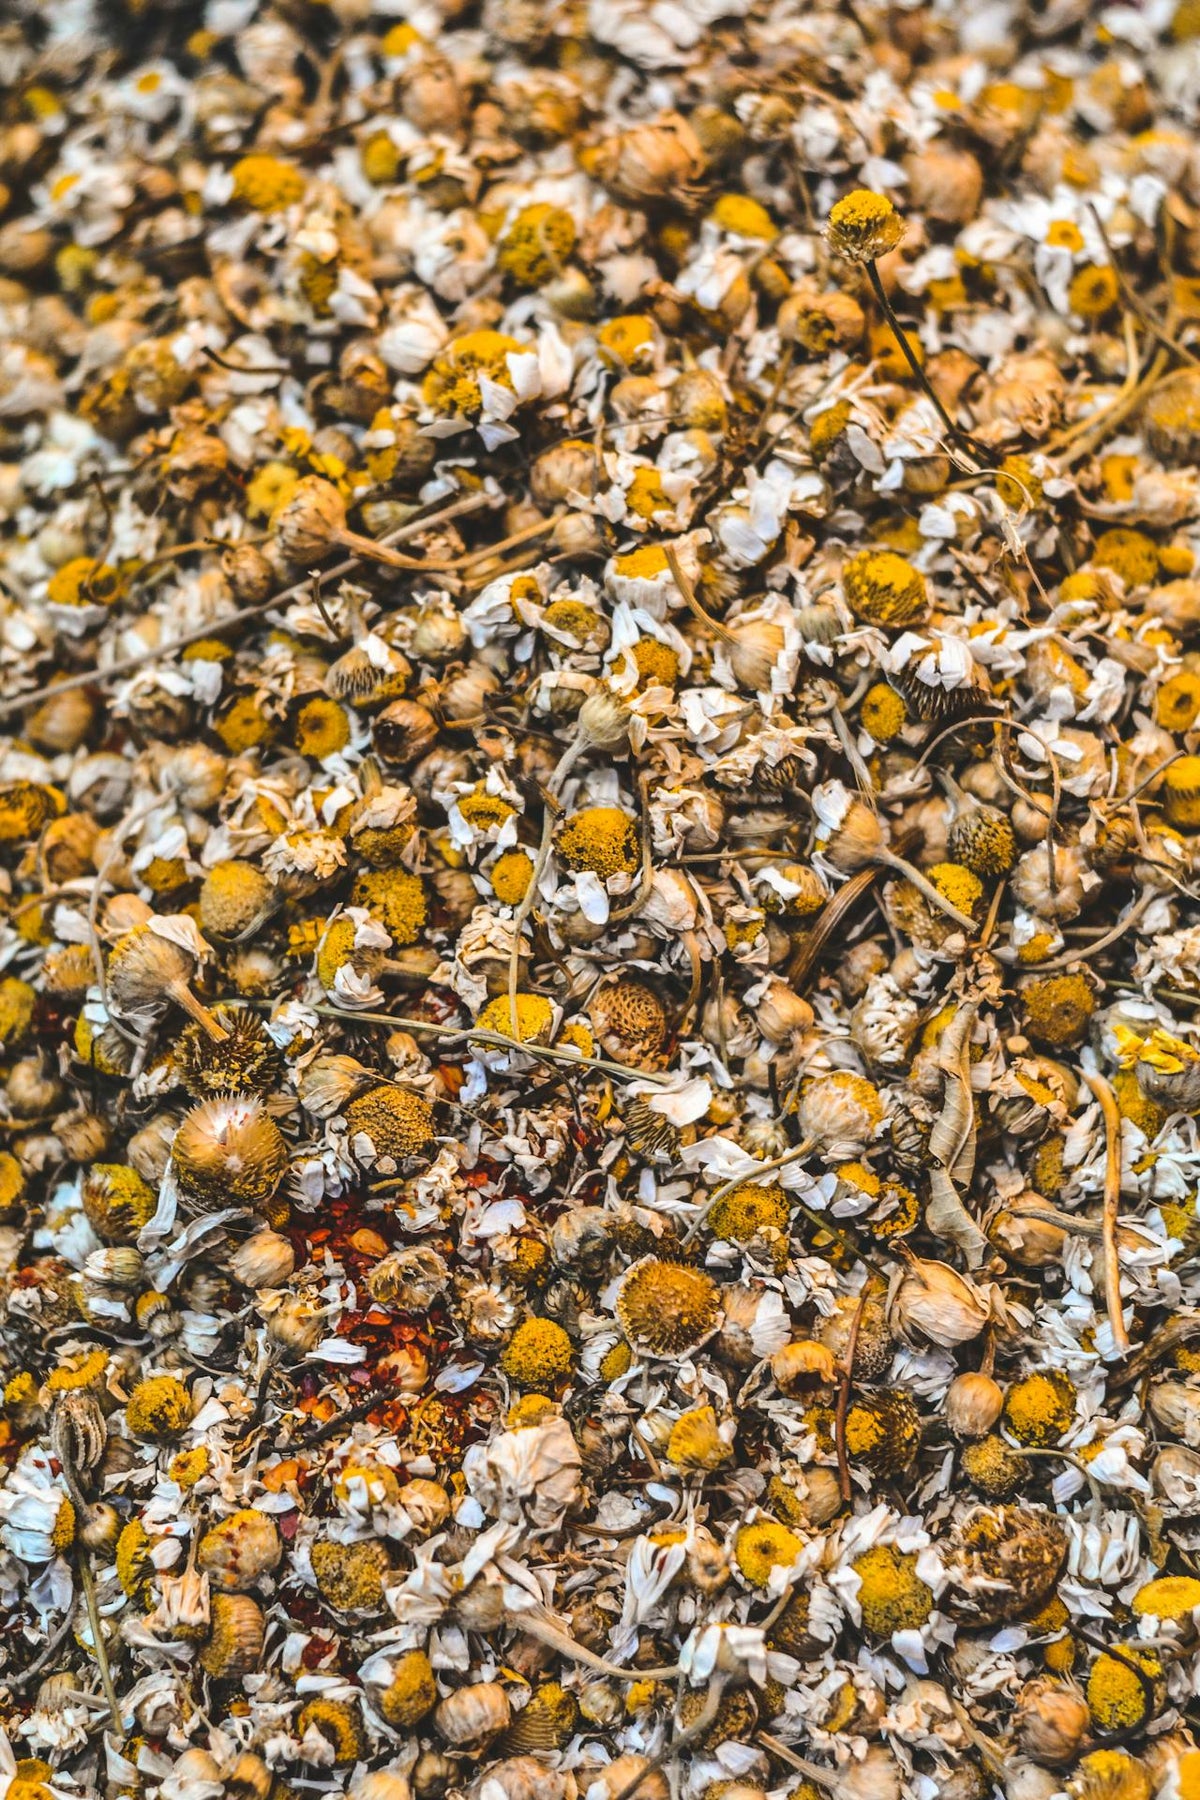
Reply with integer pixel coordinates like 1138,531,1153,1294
10,2,1200,1799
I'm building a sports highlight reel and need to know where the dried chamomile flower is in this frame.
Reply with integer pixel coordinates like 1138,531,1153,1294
617,1259,720,1357
4,3,1200,1791
827,189,906,261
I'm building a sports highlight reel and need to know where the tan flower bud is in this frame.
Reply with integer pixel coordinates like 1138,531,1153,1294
888,1255,991,1348
228,1230,296,1289
583,113,706,206
945,1372,1005,1440
273,475,348,563
197,1507,282,1592
1014,1678,1091,1767
434,1680,511,1746
266,1294,326,1357
172,1098,288,1210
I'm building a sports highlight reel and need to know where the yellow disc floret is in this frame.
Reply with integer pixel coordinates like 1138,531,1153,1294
126,1375,194,1440
710,194,777,239
1004,1370,1076,1446
1086,1648,1160,1731
1068,264,1120,318
1021,972,1095,1049
47,557,123,609
1130,1575,1200,1620
490,849,535,905
44,1347,108,1396
597,315,656,369
1164,755,1200,827
116,1519,154,1595
734,1518,803,1587
617,1259,720,1357
1092,528,1159,590
558,806,639,878
311,1538,393,1612
708,1182,790,1244
0,977,35,1048
351,869,428,945
344,1086,434,1160
293,696,352,760
199,860,273,940
475,992,555,1044
230,155,306,211
860,682,908,742
457,788,517,831
929,862,984,918
827,189,905,261
1156,671,1200,732
666,1405,733,1470
842,549,928,628
497,204,577,287
423,331,520,417
631,637,680,688
501,1317,575,1387
378,1649,439,1726
852,1544,934,1636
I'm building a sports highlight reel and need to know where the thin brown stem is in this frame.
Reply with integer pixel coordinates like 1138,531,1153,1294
1030,890,1157,972
333,512,558,573
681,1139,816,1247
864,260,982,459
167,981,229,1041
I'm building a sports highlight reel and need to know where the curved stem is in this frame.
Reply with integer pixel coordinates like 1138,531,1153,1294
75,1545,121,1730
0,494,493,725
1014,1444,1105,1506
1030,890,1157,973
835,1288,868,1502
290,1002,674,1086
682,1138,816,1247
610,1679,727,1800
504,735,585,1036
664,543,732,641
333,513,558,574
756,1733,838,1791
511,1612,678,1682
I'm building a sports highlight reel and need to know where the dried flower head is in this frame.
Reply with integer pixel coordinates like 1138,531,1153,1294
827,189,906,261
172,1098,288,1210
617,1259,720,1357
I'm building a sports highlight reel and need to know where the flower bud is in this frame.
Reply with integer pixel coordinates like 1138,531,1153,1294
888,1256,991,1348
173,1098,288,1211
266,1295,326,1357
755,979,814,1044
771,1339,837,1392
434,1681,511,1746
1014,1678,1091,1767
228,1230,296,1289
273,475,347,563
198,1507,282,1592
373,700,440,765
576,688,631,750
945,1372,1005,1440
